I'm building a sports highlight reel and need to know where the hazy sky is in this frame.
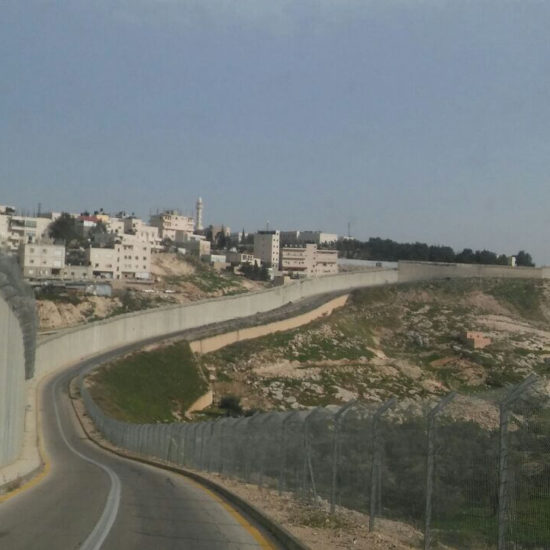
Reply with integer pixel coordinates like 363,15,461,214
2,1,550,263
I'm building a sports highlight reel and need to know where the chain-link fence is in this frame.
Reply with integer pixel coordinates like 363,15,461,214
81,374,550,549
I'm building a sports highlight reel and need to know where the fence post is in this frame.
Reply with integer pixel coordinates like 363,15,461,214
424,392,456,550
302,409,320,501
369,398,396,532
497,375,537,550
257,415,273,489
279,412,298,496
330,401,359,514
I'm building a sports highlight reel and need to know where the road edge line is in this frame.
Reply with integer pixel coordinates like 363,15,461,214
69,378,309,550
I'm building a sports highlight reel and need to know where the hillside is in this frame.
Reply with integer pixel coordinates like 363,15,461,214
37,253,265,330
200,278,550,414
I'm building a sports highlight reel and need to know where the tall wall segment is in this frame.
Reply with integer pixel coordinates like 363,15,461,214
36,269,398,377
0,256,37,468
398,260,550,283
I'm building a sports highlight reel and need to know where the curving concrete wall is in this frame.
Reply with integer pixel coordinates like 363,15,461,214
36,269,397,377
0,256,37,468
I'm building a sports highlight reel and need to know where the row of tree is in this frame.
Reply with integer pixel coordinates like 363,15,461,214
336,237,535,266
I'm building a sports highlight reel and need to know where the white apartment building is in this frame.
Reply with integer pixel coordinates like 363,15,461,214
19,242,65,279
0,214,52,253
253,230,280,268
123,217,161,250
280,244,338,277
87,235,151,280
115,235,151,279
150,210,195,241
87,247,117,278
105,217,125,236
280,244,316,275
315,247,339,274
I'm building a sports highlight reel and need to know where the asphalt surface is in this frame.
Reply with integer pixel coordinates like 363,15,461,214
0,362,280,549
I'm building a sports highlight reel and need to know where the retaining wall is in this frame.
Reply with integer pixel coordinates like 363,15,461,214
36,269,397,377
189,293,349,355
398,260,549,283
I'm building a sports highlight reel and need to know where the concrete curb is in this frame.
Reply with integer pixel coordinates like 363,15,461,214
69,379,309,550
0,464,42,496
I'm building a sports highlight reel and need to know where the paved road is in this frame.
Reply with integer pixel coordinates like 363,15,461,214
0,361,279,549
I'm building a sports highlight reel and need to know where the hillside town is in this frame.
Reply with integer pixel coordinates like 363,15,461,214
0,199,340,287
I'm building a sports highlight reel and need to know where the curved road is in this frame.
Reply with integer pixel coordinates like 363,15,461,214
0,360,280,549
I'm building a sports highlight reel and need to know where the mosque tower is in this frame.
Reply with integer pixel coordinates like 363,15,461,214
196,197,204,231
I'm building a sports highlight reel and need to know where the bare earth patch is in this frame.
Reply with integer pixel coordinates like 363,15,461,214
198,473,427,550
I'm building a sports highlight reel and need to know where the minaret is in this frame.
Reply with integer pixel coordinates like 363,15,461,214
196,197,204,231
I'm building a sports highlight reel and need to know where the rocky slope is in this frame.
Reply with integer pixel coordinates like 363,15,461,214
200,278,550,413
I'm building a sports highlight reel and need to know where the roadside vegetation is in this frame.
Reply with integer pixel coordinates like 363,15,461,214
87,341,208,423
87,278,550,423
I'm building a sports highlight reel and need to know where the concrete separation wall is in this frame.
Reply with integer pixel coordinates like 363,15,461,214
36,269,397,378
190,293,349,354
398,260,548,283
0,255,37,469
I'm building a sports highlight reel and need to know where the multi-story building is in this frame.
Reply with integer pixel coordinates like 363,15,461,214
280,244,338,277
115,235,151,279
253,230,280,268
105,216,125,237
280,230,338,245
315,247,339,275
280,243,316,276
150,210,194,241
87,235,151,280
123,217,161,251
86,247,117,278
0,214,53,253
19,242,65,279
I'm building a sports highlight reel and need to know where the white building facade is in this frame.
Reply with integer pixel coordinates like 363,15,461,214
280,244,338,277
253,230,280,268
19,243,65,279
150,210,195,241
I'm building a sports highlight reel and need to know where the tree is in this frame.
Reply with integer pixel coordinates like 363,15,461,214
48,213,81,246
259,264,270,281
516,250,535,267
219,395,243,417
456,248,475,263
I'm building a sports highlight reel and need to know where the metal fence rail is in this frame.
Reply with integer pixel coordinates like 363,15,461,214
80,375,550,549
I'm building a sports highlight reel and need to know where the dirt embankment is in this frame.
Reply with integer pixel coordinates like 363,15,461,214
37,253,266,331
